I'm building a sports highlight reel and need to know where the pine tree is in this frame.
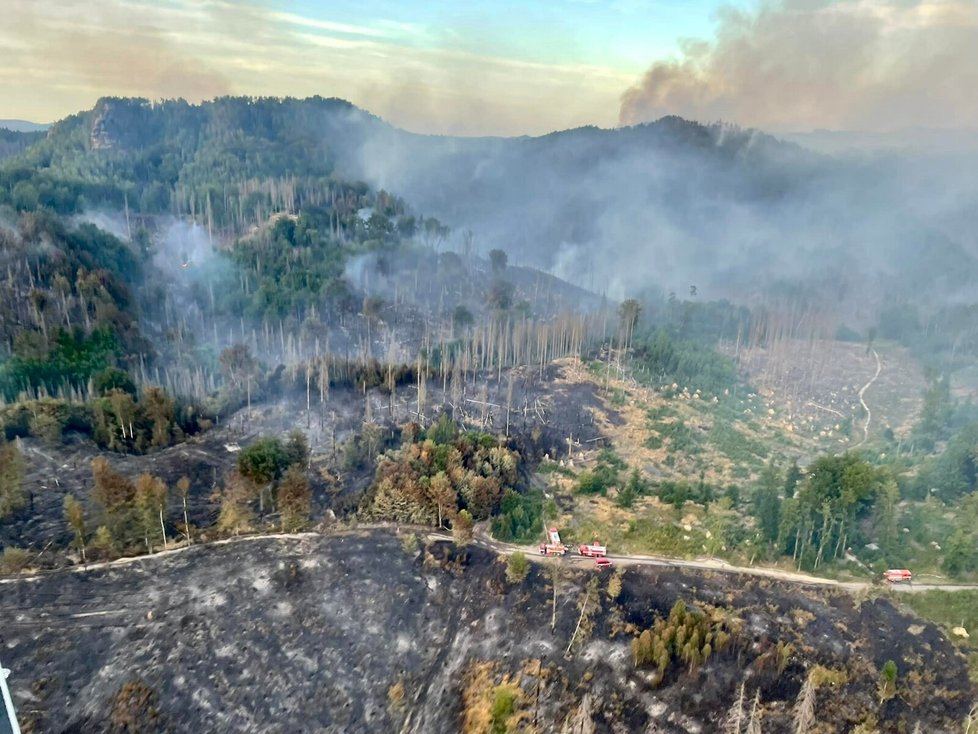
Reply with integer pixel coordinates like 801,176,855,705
506,551,529,584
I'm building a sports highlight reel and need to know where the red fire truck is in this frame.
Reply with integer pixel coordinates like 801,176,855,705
883,569,912,584
578,541,607,557
539,527,567,556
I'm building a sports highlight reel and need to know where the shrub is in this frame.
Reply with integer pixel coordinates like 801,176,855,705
506,552,529,584
0,546,31,575
490,684,518,734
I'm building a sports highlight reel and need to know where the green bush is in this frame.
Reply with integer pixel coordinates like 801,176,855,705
505,552,530,584
492,489,542,543
708,421,767,464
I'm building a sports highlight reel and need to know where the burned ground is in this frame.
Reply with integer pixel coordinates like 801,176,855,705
0,530,971,733
1,360,612,566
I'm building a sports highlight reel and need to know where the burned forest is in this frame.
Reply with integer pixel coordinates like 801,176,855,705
2,95,978,734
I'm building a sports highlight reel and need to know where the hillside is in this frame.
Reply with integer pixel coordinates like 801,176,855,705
0,120,48,133
6,96,976,364
0,129,45,161
3,95,978,733
1,530,972,733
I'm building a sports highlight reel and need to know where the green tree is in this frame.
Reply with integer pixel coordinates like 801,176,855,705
134,474,168,553
795,453,881,570
783,459,802,498
875,476,900,558
943,528,978,577
619,469,647,509
238,436,288,515
506,551,529,584
878,660,898,704
284,429,310,467
753,460,782,545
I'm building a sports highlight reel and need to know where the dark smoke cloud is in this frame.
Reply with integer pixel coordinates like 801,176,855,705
619,0,978,131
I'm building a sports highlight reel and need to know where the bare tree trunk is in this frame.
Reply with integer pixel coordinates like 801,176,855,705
159,509,168,550
182,496,191,544
565,586,592,657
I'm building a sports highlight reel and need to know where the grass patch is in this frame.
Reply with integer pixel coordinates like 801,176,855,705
537,463,576,478
646,416,703,455
708,420,768,465
646,404,678,421
899,590,978,640
623,517,704,557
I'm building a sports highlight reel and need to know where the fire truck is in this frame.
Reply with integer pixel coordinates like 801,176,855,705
539,527,567,556
883,569,912,584
578,541,607,557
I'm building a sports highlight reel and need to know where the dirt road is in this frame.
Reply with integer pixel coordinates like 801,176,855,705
855,348,882,446
459,528,971,594
1,525,972,598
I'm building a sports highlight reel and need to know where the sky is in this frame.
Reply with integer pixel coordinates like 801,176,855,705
2,0,976,136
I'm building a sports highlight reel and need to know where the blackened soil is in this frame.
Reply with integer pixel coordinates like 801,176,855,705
0,531,971,733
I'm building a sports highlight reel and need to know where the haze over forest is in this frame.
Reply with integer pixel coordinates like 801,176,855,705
4,2,978,733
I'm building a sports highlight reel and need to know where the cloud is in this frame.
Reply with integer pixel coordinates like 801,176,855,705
4,0,231,106
0,0,630,135
619,0,978,131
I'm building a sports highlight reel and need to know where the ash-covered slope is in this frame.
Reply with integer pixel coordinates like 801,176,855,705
1,531,971,733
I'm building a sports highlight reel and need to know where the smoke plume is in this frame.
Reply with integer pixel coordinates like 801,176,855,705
619,0,978,132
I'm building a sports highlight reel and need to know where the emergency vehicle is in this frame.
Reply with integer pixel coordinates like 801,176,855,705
539,527,567,556
578,541,607,557
883,569,912,584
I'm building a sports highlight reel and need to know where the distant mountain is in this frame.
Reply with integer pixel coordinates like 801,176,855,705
782,127,978,156
6,96,978,323
0,127,46,160
0,118,48,132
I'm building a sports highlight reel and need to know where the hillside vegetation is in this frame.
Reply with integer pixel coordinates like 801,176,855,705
2,96,978,732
